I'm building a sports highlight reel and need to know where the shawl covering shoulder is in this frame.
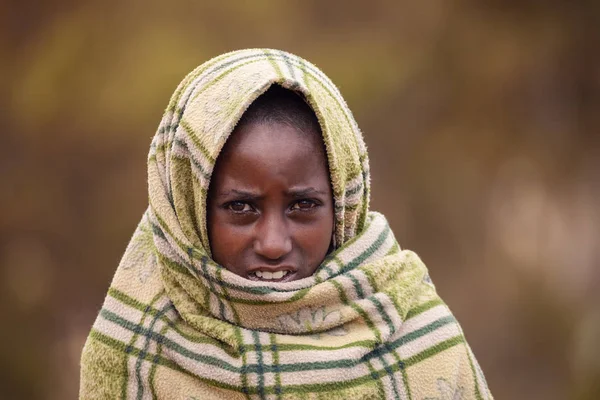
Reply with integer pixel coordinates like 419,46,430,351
80,49,493,400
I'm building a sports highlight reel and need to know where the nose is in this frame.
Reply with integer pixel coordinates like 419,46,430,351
253,212,292,260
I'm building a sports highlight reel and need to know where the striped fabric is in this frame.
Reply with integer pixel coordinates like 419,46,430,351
80,49,493,399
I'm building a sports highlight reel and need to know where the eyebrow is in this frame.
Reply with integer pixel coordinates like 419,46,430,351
217,187,327,198
285,187,328,198
217,189,263,199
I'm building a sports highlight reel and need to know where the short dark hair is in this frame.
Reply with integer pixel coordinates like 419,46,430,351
236,85,322,136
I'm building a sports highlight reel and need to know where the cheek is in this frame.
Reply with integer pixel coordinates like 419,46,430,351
295,217,334,263
208,216,247,266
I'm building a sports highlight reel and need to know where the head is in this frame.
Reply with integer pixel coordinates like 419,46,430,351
207,86,334,282
149,49,370,293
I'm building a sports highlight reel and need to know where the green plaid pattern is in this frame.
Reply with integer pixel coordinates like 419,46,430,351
80,49,493,400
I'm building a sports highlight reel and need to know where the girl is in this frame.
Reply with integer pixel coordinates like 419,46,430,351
80,49,493,399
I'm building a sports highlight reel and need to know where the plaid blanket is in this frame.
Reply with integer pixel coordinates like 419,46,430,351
80,49,493,399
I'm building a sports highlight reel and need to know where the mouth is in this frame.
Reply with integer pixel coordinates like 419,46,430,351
247,267,297,282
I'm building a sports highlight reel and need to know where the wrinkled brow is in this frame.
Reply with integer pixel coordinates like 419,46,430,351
216,189,263,199
285,187,329,198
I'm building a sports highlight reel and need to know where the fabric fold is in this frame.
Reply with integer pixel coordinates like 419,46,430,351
80,49,493,400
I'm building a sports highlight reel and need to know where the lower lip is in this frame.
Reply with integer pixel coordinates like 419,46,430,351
247,271,297,283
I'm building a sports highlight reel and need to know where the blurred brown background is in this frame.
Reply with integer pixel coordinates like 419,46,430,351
1,1,599,399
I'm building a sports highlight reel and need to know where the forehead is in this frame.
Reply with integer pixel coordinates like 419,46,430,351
210,122,330,190
219,121,327,166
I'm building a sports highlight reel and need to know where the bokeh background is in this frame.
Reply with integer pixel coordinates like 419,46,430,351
2,1,599,399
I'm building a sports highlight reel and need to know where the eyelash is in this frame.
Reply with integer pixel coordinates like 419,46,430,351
290,199,319,211
225,201,254,213
224,199,320,214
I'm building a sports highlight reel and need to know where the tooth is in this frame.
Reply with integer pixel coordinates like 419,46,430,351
262,271,273,280
272,271,284,279
255,271,263,278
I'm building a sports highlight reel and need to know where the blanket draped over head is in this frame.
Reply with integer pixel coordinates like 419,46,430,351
80,49,493,400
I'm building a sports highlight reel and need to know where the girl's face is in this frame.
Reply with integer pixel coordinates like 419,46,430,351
207,122,334,282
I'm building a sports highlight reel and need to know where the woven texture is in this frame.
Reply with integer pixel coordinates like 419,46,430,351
80,49,493,400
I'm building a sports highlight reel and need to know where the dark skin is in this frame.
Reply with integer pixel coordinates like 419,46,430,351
207,122,334,282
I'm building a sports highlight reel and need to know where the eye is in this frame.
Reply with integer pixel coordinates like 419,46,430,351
226,201,254,213
290,199,318,211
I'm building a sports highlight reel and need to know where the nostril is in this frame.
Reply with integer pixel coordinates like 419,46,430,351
254,215,293,259
254,237,292,260
254,230,292,260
